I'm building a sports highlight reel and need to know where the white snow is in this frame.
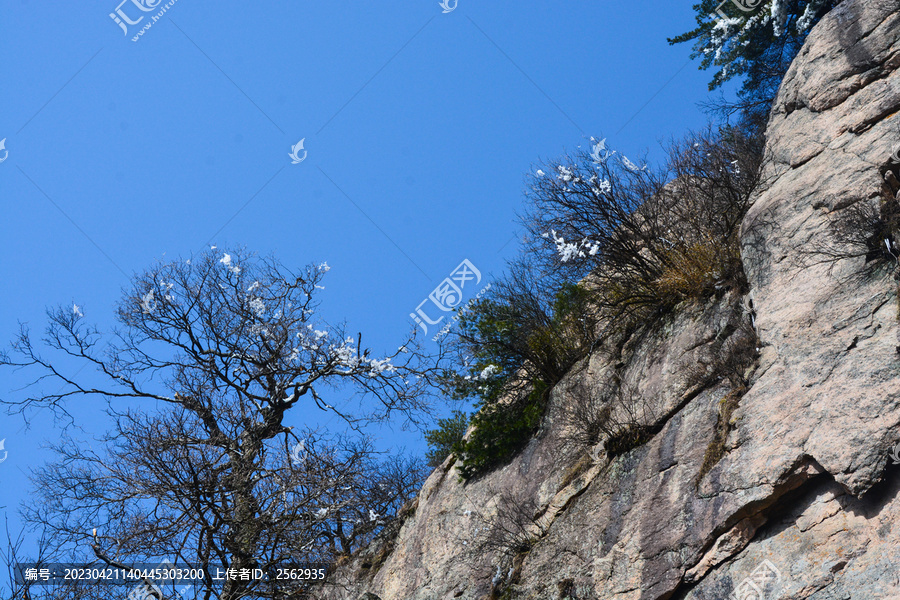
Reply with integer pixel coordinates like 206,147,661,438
140,289,156,314
592,179,612,195
547,230,601,263
796,0,824,31
219,253,240,274
556,165,574,182
364,357,395,376
249,297,266,317
478,364,500,380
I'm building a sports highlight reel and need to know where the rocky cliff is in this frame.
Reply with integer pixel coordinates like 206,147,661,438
320,1,900,598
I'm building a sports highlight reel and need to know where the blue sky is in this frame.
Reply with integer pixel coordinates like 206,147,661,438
0,0,736,568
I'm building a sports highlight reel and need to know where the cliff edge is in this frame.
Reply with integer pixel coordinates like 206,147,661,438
321,1,900,598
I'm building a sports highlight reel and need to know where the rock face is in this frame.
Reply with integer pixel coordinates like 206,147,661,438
319,1,900,598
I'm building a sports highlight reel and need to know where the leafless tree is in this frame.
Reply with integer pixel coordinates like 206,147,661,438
0,248,442,600
1,519,55,600
521,125,763,326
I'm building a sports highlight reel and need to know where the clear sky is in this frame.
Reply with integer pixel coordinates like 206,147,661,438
0,0,737,569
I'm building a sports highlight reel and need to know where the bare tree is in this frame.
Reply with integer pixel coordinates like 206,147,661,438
522,125,763,325
1,519,55,600
0,248,441,600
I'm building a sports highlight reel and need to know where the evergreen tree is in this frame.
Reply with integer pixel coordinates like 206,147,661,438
670,0,843,114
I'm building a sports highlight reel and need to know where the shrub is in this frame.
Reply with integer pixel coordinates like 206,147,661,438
803,192,900,275
471,489,546,559
654,237,740,304
445,263,597,481
559,380,659,459
604,424,657,458
558,383,611,454
522,125,761,329
424,410,469,467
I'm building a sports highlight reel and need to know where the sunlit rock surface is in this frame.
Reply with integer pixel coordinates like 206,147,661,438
319,1,900,597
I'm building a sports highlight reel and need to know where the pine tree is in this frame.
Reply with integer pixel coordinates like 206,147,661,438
670,0,843,113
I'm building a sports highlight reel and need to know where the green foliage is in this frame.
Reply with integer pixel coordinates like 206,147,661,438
446,110,766,484
669,0,842,113
424,410,469,467
447,276,597,481
454,382,549,481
